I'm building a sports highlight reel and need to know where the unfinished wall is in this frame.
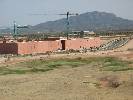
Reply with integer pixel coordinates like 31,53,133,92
17,40,61,55
0,42,18,54
65,37,102,50
0,37,102,55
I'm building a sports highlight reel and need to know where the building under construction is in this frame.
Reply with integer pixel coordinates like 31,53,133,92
0,36,102,55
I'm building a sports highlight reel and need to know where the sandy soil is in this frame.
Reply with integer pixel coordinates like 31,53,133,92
0,60,133,100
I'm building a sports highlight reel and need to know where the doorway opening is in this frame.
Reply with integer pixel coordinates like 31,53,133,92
61,40,66,50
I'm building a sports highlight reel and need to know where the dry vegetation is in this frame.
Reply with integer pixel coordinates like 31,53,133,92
0,52,133,100
0,56,133,75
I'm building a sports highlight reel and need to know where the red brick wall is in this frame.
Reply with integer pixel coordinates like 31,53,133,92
65,37,102,50
0,37,102,55
17,40,61,54
0,43,18,54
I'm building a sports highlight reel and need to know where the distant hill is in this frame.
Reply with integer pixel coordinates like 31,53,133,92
32,11,133,32
1,11,133,33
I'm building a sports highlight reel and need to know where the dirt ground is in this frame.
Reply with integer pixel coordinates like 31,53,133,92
0,40,133,100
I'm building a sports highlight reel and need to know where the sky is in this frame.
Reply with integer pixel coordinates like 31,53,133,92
0,0,133,28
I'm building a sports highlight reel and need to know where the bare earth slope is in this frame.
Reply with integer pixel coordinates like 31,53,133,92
0,64,133,100
117,39,133,51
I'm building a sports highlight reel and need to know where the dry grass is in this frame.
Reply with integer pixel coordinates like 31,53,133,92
0,56,132,75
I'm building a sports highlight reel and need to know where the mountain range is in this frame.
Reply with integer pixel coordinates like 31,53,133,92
1,11,133,33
